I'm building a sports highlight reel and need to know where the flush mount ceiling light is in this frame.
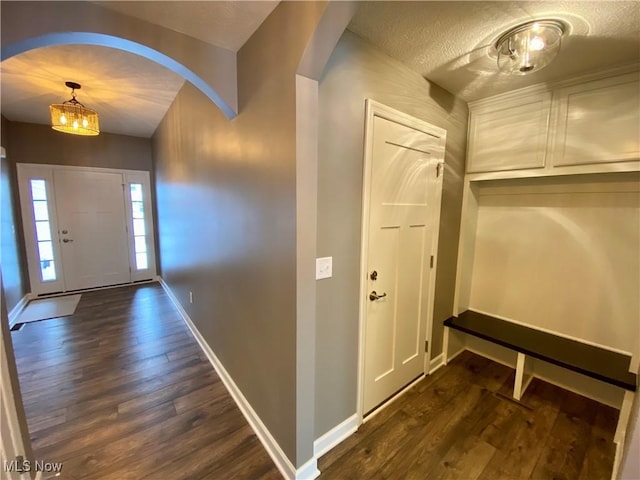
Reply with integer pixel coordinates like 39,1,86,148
495,20,565,75
49,81,100,136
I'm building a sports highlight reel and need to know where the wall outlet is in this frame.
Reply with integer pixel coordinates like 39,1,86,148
316,257,333,280
189,291,193,304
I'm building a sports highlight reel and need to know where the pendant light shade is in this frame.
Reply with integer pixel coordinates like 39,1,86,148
496,20,565,75
50,82,100,136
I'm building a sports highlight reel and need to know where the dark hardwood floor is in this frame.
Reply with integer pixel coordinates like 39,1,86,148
11,283,280,480
319,350,618,480
12,284,618,480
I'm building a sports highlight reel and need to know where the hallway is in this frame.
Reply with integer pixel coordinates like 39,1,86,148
10,284,280,480
11,284,619,479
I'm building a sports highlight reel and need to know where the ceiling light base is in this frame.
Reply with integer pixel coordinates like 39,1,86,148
496,20,565,75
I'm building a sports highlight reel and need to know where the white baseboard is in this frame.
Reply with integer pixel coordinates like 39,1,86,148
295,457,320,480
160,279,311,480
8,294,29,328
313,414,359,459
429,352,444,374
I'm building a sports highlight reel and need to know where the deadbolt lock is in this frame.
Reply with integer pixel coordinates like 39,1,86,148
370,270,378,281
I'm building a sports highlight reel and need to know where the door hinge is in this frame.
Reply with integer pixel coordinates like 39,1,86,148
430,255,434,268
425,340,429,352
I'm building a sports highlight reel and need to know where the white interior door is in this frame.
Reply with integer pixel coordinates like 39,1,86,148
362,108,446,415
54,169,131,291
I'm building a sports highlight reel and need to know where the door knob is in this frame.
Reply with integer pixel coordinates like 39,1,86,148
369,291,387,301
63,238,74,243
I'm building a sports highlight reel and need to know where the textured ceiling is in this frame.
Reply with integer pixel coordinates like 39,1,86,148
1,1,279,137
95,1,279,52
349,1,640,101
1,45,185,138
3,1,638,139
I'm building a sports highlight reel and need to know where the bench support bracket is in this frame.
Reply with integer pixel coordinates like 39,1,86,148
514,352,534,401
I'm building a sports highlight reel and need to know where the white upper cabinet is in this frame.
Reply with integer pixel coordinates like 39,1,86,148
467,92,551,173
466,67,640,178
549,72,640,167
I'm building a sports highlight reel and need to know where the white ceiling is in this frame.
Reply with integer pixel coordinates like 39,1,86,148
349,1,640,101
1,1,279,137
95,1,279,52
1,45,186,138
2,1,638,138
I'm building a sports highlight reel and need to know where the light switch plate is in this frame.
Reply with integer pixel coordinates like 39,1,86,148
316,257,332,280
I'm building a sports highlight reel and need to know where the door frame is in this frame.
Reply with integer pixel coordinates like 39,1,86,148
356,100,447,421
17,164,158,296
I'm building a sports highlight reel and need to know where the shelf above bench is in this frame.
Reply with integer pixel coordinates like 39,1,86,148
444,310,637,392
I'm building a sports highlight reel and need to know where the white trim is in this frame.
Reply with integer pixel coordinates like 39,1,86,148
468,62,639,109
26,279,158,301
428,353,445,374
448,347,466,363
612,391,636,480
159,279,302,480
357,99,447,421
295,457,320,480
313,414,359,459
8,295,29,328
468,308,634,357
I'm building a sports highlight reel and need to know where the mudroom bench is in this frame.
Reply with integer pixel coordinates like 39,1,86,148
443,309,637,399
442,309,638,479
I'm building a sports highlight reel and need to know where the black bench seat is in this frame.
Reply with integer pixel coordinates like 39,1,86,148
444,310,637,392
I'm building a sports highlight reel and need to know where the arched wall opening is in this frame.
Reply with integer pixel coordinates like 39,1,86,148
1,32,236,120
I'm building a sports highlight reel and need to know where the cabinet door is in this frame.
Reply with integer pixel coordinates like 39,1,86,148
467,92,551,173
550,73,640,167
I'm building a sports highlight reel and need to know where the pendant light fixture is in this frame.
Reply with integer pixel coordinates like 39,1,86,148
49,81,100,136
495,20,565,75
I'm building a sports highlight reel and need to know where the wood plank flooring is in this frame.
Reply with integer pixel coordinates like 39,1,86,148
11,284,618,479
319,351,618,480
10,283,280,480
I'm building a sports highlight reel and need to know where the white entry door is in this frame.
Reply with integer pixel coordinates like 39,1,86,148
18,164,157,296
54,170,131,290
362,103,446,415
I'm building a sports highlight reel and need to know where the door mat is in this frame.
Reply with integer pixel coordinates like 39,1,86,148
15,294,82,325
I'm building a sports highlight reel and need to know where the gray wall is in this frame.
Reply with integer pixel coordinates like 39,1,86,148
152,2,327,466
1,117,28,312
315,30,468,436
7,121,153,171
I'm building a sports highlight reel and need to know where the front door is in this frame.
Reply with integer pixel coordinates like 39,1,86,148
362,105,446,415
54,169,131,291
18,164,157,296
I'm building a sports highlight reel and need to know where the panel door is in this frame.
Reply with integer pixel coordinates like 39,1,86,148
54,169,131,290
363,114,444,414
